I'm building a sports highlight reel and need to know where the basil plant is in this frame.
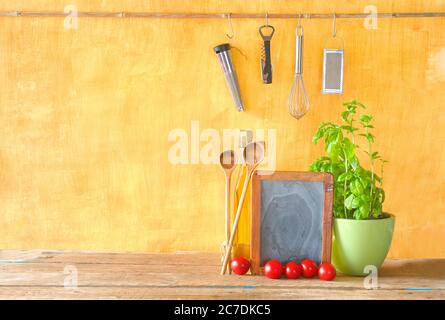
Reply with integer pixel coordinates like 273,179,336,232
310,100,387,219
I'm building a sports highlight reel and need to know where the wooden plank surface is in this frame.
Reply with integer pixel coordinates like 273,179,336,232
0,250,444,299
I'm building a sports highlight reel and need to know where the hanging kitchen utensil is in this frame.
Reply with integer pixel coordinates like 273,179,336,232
259,13,275,84
322,14,345,94
214,43,244,112
287,16,309,119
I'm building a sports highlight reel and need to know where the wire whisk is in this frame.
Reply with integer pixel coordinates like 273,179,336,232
287,22,309,119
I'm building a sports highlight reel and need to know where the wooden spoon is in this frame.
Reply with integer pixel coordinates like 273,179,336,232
220,141,265,275
219,150,236,273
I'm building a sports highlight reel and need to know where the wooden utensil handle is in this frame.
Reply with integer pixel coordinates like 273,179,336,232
225,175,232,274
225,175,230,245
220,168,252,275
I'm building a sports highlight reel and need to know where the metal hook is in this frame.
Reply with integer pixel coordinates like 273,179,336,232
332,13,337,38
265,12,269,26
225,13,234,39
297,13,303,35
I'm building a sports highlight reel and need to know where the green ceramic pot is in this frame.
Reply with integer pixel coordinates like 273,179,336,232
331,214,395,276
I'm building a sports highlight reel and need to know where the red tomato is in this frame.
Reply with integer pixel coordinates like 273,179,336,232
285,261,302,279
264,260,282,279
230,257,250,275
318,263,336,281
301,259,318,278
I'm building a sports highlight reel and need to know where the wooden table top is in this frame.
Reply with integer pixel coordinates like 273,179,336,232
0,250,443,299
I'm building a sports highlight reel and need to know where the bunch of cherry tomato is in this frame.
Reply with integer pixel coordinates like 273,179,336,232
230,257,336,281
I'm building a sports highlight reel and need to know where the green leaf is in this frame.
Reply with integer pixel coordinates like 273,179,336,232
309,162,320,172
350,157,359,170
359,177,369,189
312,123,334,144
350,179,364,195
312,128,324,144
375,188,385,203
345,101,358,113
372,204,382,218
366,133,375,142
338,172,353,182
326,128,342,144
360,115,373,123
359,193,371,203
356,101,366,109
344,194,354,210
343,139,356,160
358,204,370,219
326,142,336,154
344,194,360,210
321,162,332,172
341,111,349,122
347,106,357,113
353,202,361,211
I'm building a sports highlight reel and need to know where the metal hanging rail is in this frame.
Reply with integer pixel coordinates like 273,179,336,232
0,11,444,19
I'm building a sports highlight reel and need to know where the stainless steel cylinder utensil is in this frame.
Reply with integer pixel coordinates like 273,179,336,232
214,43,244,112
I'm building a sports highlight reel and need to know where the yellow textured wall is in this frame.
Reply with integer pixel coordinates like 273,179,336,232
0,0,444,258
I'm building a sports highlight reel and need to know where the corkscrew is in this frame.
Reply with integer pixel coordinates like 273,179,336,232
259,15,275,84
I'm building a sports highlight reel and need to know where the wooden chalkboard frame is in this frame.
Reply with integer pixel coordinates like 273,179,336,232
250,171,334,275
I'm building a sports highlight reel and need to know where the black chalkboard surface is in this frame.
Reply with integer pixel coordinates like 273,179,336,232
251,171,333,275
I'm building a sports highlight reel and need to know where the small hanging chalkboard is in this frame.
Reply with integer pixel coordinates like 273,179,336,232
250,171,333,274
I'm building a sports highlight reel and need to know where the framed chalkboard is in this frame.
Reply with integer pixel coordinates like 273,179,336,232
250,171,334,275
